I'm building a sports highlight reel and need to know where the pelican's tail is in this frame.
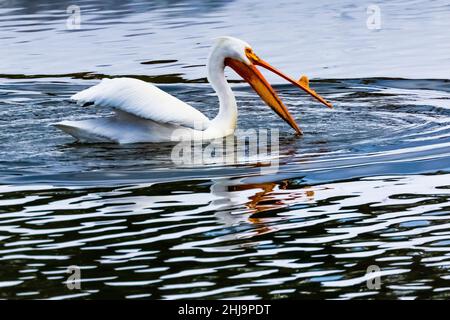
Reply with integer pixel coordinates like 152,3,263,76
53,120,115,143
53,111,182,144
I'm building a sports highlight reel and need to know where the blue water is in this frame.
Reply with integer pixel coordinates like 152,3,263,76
1,0,450,299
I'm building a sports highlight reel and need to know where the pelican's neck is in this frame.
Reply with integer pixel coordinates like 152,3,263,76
207,49,237,134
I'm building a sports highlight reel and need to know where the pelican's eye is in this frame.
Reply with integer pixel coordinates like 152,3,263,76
245,47,260,62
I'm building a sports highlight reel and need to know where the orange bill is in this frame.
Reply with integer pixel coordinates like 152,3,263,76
225,57,302,134
253,58,333,109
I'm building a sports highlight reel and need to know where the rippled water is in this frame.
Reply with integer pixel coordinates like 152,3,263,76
1,0,450,299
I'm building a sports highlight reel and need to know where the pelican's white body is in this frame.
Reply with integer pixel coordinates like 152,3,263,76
55,37,253,144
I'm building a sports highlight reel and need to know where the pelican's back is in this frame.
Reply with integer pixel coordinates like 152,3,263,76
71,78,210,129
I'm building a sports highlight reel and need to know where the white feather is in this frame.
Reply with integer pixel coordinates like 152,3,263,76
54,110,188,144
71,78,210,130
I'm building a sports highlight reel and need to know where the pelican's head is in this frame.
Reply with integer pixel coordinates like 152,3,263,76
213,36,332,134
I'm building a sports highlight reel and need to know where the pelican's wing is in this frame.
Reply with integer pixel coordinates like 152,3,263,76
71,77,210,130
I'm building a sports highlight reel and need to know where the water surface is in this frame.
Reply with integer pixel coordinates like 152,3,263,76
1,0,450,300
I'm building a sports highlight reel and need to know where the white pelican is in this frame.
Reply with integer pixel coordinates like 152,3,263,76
55,36,332,144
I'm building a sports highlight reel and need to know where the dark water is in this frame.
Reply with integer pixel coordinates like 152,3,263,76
1,0,450,299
